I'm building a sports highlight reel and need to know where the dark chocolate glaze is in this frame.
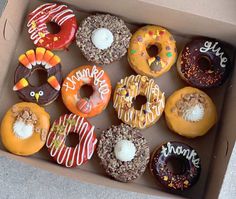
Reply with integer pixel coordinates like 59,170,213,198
14,63,62,106
150,141,201,191
180,37,231,88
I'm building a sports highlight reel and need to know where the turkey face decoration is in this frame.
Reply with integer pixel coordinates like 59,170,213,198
13,48,62,106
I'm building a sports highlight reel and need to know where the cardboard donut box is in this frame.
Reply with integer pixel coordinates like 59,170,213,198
0,0,235,198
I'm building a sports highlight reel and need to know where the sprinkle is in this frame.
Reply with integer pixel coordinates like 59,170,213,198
160,30,165,35
53,37,58,41
148,31,153,35
184,180,189,185
131,49,137,54
121,89,127,95
156,56,161,61
38,32,45,38
166,52,172,57
39,39,44,44
166,46,171,51
163,176,168,181
31,21,36,29
137,36,143,42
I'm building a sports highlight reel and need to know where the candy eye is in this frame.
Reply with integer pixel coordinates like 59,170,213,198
39,91,44,96
30,91,35,97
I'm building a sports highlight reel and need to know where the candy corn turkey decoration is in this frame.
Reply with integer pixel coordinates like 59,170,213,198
13,48,62,106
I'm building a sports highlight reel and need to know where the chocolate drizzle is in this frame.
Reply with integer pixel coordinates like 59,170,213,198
180,37,231,88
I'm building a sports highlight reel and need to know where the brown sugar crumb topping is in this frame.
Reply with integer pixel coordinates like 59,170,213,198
172,93,206,122
12,106,38,125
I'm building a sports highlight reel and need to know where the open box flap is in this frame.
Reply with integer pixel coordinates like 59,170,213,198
0,0,29,92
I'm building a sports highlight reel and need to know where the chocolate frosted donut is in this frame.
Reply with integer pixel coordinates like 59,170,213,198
150,141,201,191
13,48,62,106
97,123,150,182
177,37,231,88
76,14,131,65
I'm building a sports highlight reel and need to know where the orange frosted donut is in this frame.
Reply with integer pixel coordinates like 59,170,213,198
0,102,50,156
61,65,112,118
128,25,177,77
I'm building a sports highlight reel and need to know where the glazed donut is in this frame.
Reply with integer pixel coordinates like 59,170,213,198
76,14,131,64
177,37,231,88
61,65,112,118
113,75,165,129
28,3,78,50
150,141,201,191
13,48,62,106
128,25,177,77
97,123,150,182
165,87,217,138
0,102,50,156
46,113,97,167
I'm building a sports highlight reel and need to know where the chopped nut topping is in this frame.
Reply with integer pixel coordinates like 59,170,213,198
174,93,206,122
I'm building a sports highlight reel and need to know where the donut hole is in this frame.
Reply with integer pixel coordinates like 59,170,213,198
28,68,48,87
65,133,80,148
166,156,189,175
79,84,94,99
198,56,212,70
132,95,147,110
146,44,162,57
46,21,61,34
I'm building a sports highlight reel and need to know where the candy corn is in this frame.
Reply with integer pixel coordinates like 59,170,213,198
47,76,61,91
26,50,36,66
18,54,32,69
36,47,46,64
42,50,54,66
45,55,61,69
13,78,29,91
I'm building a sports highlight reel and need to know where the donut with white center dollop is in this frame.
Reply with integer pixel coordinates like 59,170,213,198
76,14,131,65
97,123,150,182
0,102,50,156
165,87,217,138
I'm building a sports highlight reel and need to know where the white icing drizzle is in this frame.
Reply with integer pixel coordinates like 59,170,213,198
46,114,97,167
27,3,75,45
13,120,34,139
161,142,200,168
63,65,110,100
113,75,165,129
182,103,205,122
199,41,227,68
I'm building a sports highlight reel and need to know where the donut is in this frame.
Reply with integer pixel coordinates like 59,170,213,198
165,87,217,138
61,65,112,118
97,123,150,182
46,113,97,167
76,14,131,64
113,75,165,129
177,37,231,88
150,141,201,191
128,25,177,77
27,3,78,50
13,48,62,106
0,102,50,156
